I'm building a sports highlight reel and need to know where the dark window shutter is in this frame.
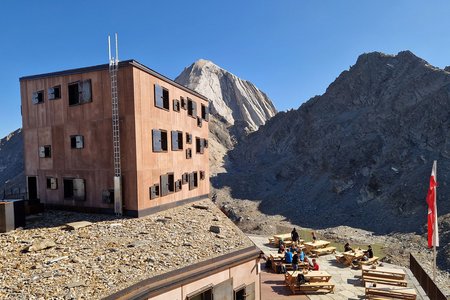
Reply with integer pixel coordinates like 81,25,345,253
154,84,163,108
39,146,45,158
75,136,84,148
192,101,197,118
80,80,92,103
70,136,76,148
32,92,39,104
171,131,179,150
213,278,233,300
161,131,168,151
168,173,175,192
152,130,162,152
177,132,183,149
189,172,194,190
197,116,202,127
160,174,169,196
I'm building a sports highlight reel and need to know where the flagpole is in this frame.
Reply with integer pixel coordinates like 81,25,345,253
433,161,437,281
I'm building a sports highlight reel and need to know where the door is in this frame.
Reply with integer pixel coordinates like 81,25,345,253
27,176,38,201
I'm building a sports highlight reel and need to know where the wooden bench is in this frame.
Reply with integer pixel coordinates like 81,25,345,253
363,275,408,287
312,246,336,256
360,256,379,266
335,254,345,263
365,283,416,299
288,281,335,294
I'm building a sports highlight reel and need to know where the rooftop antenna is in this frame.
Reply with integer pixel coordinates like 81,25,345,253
108,33,122,216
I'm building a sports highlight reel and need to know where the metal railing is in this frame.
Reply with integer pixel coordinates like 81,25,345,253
0,188,27,200
410,253,448,300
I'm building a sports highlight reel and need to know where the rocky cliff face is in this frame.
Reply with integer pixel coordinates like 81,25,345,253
175,59,277,132
0,129,25,194
219,51,450,231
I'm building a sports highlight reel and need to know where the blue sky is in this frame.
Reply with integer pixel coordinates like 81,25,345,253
1,0,450,138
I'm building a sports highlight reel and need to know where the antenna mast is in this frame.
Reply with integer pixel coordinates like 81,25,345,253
108,33,122,215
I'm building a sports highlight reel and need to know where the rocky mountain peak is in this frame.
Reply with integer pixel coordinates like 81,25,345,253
175,59,277,132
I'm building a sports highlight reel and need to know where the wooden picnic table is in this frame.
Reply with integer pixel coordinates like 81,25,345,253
285,270,332,284
303,240,330,254
362,265,406,280
342,249,366,264
365,282,416,299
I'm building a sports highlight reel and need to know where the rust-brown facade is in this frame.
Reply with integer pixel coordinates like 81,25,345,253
20,60,210,216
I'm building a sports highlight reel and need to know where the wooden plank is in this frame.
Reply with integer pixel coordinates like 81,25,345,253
363,275,408,287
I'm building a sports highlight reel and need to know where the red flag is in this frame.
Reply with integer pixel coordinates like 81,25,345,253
426,161,439,248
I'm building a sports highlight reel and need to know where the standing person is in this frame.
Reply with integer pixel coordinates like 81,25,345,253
311,231,317,242
299,249,305,262
292,251,299,271
291,228,299,245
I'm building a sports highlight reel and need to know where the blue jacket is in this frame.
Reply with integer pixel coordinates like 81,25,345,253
285,251,293,263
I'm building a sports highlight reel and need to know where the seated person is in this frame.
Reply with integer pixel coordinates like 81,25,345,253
299,249,305,262
285,249,293,264
309,258,319,271
278,242,285,254
363,245,373,260
344,242,353,252
292,252,299,271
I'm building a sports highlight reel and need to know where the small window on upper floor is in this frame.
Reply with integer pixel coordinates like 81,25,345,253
200,171,205,180
39,145,51,158
196,138,204,154
187,98,197,118
154,83,170,110
197,116,203,128
46,177,58,190
173,99,180,112
186,148,192,159
171,130,183,151
152,129,168,152
68,80,92,106
32,91,44,104
149,184,160,200
186,133,192,144
48,86,61,100
201,103,209,121
180,96,187,110
70,135,84,149
189,171,198,190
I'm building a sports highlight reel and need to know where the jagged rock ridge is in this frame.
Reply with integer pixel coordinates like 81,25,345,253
0,128,24,193
175,59,277,132
218,51,450,235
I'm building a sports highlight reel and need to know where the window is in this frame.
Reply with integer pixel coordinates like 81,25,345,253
154,83,169,110
187,287,212,300
152,129,168,152
186,133,192,144
182,173,189,184
173,99,180,112
175,179,182,192
160,173,174,196
149,184,160,200
63,178,85,201
180,97,187,110
48,86,61,100
46,177,58,190
189,171,198,190
68,80,92,106
32,91,44,104
171,130,183,151
39,145,51,158
201,103,209,121
197,116,203,128
200,171,205,180
204,139,208,148
70,135,84,149
234,283,255,300
196,138,204,154
186,148,192,159
102,189,114,204
187,98,197,118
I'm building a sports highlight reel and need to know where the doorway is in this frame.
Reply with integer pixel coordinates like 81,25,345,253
27,176,38,201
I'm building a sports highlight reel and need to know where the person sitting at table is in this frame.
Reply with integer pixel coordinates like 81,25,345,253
278,241,285,254
299,249,306,262
292,251,299,271
311,231,317,242
309,258,319,271
285,249,293,264
291,228,300,245
344,242,353,252
363,245,373,260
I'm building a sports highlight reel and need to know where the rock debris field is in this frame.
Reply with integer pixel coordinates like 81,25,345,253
0,200,253,299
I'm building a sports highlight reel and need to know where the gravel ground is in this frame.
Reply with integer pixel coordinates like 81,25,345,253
0,200,253,299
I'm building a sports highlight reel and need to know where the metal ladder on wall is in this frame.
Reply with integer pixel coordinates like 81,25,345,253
109,33,122,215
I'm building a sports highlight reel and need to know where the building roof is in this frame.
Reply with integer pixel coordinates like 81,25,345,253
0,200,256,299
19,60,209,101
